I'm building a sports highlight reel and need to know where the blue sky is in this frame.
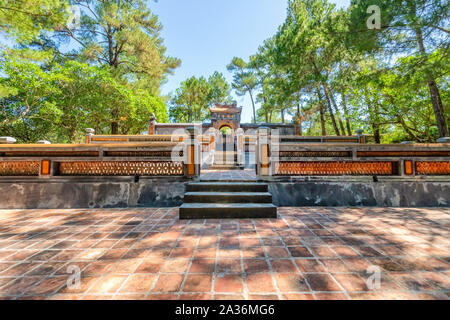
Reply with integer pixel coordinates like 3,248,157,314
152,0,350,123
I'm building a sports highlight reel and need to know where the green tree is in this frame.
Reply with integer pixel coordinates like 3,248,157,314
169,76,212,123
227,57,258,123
55,0,180,133
349,0,450,137
207,71,233,104
0,0,68,42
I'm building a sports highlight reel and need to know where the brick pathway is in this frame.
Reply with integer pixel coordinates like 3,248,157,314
200,169,256,181
0,207,449,300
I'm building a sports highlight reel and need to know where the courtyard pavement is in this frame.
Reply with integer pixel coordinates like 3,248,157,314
0,207,448,300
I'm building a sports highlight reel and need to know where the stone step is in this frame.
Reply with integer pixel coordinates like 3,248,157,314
208,165,242,170
179,203,277,219
184,192,272,203
187,182,268,192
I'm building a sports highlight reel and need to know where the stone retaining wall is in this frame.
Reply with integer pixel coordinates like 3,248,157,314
0,177,448,209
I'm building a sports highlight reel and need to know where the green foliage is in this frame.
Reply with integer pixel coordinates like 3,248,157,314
0,57,168,142
242,0,449,142
0,0,69,42
169,72,233,123
0,0,178,142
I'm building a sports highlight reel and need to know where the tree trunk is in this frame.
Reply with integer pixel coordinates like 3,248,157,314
322,84,340,136
341,93,352,136
315,86,327,136
281,108,285,124
327,85,346,135
365,95,381,144
412,11,449,137
249,90,257,124
111,121,119,135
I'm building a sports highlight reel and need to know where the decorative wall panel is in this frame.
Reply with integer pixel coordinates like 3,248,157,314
279,151,351,158
415,161,450,175
275,161,395,176
0,161,40,176
58,161,184,176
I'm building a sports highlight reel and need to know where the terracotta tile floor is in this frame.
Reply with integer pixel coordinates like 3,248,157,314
0,207,448,300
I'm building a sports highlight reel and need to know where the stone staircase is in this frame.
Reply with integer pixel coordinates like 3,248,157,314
179,182,277,219
210,151,242,170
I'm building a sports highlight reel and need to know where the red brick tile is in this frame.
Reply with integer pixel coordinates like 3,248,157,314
240,238,261,247
217,259,242,274
262,237,283,246
320,259,352,273
288,246,313,258
315,293,349,300
121,249,149,259
107,259,140,274
58,276,100,294
246,274,276,293
0,276,42,296
270,260,298,273
243,259,270,273
182,274,212,292
151,274,184,292
194,248,217,259
295,259,327,273
87,275,127,294
248,294,279,300
264,247,289,258
28,276,68,295
274,274,310,292
135,260,162,273
242,247,265,258
218,248,241,258
331,246,360,257
309,246,338,258
305,274,342,292
189,259,215,273
282,293,314,300
170,247,194,259
146,293,178,300
213,294,244,300
119,274,156,293
214,275,244,293
160,259,190,273
198,236,218,248
180,293,212,300
333,273,369,292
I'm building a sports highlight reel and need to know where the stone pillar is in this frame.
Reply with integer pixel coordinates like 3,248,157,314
236,128,244,167
39,159,52,178
85,128,95,144
185,126,200,177
207,127,216,166
257,127,270,178
355,129,365,144
148,113,157,135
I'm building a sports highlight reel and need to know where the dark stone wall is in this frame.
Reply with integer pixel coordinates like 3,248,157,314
0,178,448,209
269,181,450,207
0,177,189,209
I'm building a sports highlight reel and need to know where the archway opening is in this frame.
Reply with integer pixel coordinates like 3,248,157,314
219,126,232,135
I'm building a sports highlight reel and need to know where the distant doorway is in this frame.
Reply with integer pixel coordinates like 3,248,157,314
219,126,232,135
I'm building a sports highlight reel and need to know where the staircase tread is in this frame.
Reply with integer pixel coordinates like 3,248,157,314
188,182,267,185
185,192,271,196
180,203,276,208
